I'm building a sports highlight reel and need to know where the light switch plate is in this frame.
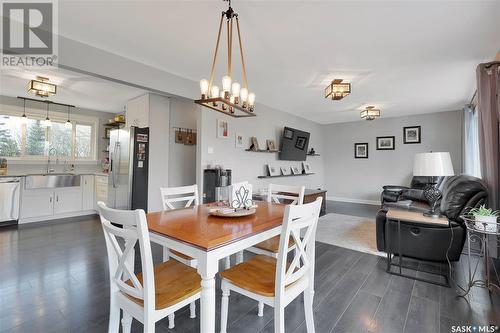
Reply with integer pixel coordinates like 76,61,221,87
208,147,214,154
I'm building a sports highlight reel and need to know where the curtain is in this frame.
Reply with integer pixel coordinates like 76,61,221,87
463,105,481,178
476,61,500,209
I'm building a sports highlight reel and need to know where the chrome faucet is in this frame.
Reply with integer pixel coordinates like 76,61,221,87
46,148,57,174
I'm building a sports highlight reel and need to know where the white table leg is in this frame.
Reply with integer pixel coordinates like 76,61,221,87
198,259,218,333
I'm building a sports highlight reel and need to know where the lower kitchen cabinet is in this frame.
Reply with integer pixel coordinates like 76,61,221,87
20,188,54,219
53,187,83,215
20,174,102,223
82,175,95,211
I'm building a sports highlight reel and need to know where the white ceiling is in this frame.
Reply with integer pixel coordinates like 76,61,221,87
49,1,500,123
0,67,150,113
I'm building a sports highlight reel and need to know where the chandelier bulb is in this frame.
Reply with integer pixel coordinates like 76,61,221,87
248,92,255,106
231,82,240,96
200,79,209,97
210,85,220,98
222,76,232,92
65,120,72,129
240,88,248,102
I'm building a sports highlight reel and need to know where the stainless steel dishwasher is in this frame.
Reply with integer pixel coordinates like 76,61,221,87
0,177,20,226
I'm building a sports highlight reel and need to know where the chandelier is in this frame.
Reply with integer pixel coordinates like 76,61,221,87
325,79,351,100
195,0,256,117
360,106,380,121
27,76,56,98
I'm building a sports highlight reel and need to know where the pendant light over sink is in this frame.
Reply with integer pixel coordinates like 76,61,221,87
195,0,256,117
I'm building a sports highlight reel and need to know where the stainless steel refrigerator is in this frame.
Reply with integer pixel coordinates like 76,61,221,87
108,126,149,211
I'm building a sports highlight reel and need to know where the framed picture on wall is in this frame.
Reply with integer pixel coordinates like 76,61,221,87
403,126,421,144
354,143,369,158
291,166,301,175
267,164,281,177
281,167,292,175
235,133,245,148
302,162,312,174
376,136,395,150
217,119,229,139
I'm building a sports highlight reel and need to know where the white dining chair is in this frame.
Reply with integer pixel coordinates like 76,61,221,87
244,184,305,259
160,185,199,268
97,202,201,333
240,183,305,316
219,198,322,333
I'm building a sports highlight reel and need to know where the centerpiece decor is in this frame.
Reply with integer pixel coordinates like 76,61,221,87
195,0,256,118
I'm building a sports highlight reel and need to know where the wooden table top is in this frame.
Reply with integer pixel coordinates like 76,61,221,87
386,209,449,226
147,201,286,251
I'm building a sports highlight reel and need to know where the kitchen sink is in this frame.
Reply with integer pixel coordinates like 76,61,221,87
25,174,81,189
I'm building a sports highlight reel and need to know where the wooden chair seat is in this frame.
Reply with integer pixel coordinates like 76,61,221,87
253,235,294,254
126,260,201,310
170,249,193,261
220,255,292,297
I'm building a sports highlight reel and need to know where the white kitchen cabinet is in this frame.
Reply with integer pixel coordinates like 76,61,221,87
53,187,83,215
20,188,54,219
81,175,95,211
126,94,150,128
95,175,108,208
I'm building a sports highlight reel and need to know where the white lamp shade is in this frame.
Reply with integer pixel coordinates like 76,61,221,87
413,152,454,176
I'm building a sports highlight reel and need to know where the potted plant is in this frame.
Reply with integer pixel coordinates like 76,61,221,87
468,205,499,232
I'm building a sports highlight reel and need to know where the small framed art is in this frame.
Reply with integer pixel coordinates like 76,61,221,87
354,143,368,158
376,136,395,150
403,126,421,144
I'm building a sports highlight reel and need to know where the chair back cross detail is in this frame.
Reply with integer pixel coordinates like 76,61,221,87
267,184,305,205
98,202,155,311
160,185,199,210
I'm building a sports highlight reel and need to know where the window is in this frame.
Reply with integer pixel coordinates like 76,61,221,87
0,110,97,161
0,115,22,157
75,123,92,158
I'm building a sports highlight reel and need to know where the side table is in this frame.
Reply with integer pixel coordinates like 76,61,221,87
386,209,451,287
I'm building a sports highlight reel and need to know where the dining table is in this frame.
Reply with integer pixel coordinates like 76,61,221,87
146,201,286,333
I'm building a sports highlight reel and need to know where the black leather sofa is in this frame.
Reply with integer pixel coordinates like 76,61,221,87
381,176,447,212
376,175,488,262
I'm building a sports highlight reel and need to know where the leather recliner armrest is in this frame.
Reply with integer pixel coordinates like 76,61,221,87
402,188,426,202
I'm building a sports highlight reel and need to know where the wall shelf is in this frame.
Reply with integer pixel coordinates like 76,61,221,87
104,121,125,127
307,153,320,156
245,149,280,153
258,173,315,179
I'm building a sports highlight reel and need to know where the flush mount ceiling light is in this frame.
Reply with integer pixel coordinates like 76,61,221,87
27,76,57,98
195,0,256,118
360,106,381,121
324,79,351,100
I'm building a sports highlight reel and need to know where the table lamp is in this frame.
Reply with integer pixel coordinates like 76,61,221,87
413,152,454,217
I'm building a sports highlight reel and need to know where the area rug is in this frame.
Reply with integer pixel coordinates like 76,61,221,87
316,213,385,257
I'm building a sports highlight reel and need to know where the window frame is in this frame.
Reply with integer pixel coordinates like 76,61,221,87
0,103,99,162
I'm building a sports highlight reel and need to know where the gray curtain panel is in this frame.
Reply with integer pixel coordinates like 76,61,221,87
476,61,500,209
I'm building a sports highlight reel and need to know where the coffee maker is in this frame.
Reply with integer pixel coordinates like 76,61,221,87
203,169,232,203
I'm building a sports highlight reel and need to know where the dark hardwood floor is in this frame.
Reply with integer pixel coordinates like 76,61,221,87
0,212,499,333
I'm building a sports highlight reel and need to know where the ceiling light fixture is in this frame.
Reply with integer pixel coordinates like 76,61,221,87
360,106,380,121
42,102,52,127
65,105,73,129
28,76,56,98
21,99,28,124
325,79,351,100
195,0,256,117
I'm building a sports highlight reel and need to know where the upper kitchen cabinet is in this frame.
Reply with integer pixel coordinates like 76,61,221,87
126,94,150,128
